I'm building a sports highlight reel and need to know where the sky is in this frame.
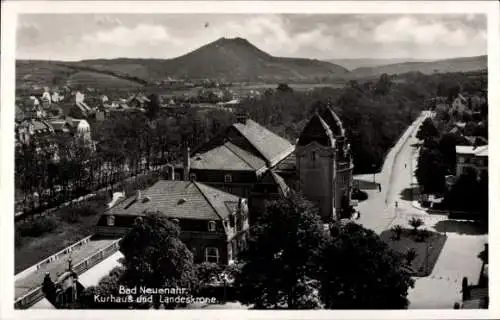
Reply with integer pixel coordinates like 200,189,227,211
16,13,487,61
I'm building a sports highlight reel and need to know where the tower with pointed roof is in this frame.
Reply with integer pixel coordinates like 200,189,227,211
295,104,353,221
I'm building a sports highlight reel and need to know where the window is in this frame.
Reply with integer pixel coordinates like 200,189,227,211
204,247,219,263
224,174,232,183
172,218,180,224
107,215,115,226
458,156,465,164
189,173,197,181
311,151,317,162
208,220,217,232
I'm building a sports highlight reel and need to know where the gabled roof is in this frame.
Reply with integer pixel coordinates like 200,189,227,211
49,120,71,131
270,171,290,197
105,180,241,221
274,151,296,172
232,119,294,166
191,141,266,171
297,113,335,147
319,106,345,137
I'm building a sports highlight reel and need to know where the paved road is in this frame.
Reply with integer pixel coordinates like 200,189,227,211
355,111,487,309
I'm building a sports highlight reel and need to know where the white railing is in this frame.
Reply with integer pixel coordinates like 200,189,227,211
14,238,121,309
15,235,93,280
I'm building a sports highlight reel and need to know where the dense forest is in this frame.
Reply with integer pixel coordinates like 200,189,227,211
15,70,487,215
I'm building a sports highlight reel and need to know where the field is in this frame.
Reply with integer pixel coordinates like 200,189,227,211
14,195,108,273
67,71,145,90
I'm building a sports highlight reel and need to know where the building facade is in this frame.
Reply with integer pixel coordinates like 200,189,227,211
95,180,249,265
456,145,488,179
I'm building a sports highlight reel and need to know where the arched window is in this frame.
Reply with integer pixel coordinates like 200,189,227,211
208,221,217,232
204,247,219,263
107,215,115,226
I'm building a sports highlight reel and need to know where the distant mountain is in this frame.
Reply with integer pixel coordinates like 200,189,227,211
346,55,487,79
72,37,349,82
326,58,432,71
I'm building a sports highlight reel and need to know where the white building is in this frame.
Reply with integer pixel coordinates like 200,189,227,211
456,145,488,179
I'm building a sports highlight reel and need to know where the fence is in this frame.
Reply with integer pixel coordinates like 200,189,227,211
14,238,121,309
15,236,93,281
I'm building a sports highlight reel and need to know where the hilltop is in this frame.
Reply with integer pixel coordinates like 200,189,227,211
15,38,487,90
16,37,348,88
346,55,487,79
327,58,432,71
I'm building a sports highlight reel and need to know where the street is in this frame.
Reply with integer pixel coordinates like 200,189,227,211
354,111,487,309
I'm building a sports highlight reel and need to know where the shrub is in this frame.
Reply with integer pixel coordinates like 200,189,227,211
351,188,368,201
408,217,424,234
390,224,403,240
17,215,58,237
405,248,417,265
415,229,430,242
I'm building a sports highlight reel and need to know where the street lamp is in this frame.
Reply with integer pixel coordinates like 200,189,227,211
426,240,433,274
372,164,376,184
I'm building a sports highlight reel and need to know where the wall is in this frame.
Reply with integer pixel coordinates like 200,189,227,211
296,144,335,221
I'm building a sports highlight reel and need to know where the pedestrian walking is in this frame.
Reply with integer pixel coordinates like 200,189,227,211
395,201,398,208
378,184,381,192
405,163,407,168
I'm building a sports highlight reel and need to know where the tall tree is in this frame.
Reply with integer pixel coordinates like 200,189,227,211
234,191,328,309
416,118,439,142
119,212,196,309
146,93,161,120
319,222,415,309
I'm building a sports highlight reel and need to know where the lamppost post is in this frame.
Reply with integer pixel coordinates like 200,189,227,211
372,164,376,184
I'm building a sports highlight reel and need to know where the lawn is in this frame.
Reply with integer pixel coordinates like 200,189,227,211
14,195,109,273
380,228,447,277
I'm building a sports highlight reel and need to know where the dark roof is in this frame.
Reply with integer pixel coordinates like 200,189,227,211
191,141,266,171
270,172,290,197
232,119,294,166
319,106,345,137
49,120,71,132
105,180,240,221
273,151,296,172
297,113,335,147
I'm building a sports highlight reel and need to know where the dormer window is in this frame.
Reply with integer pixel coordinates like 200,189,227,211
208,221,216,232
224,174,232,183
107,215,115,226
172,218,180,224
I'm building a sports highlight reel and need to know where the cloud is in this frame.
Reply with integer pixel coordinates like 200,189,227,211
17,21,41,46
16,14,487,60
373,16,478,47
81,24,179,47
94,15,122,27
212,15,335,56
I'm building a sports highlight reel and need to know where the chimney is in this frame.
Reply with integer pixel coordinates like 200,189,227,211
183,146,190,181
